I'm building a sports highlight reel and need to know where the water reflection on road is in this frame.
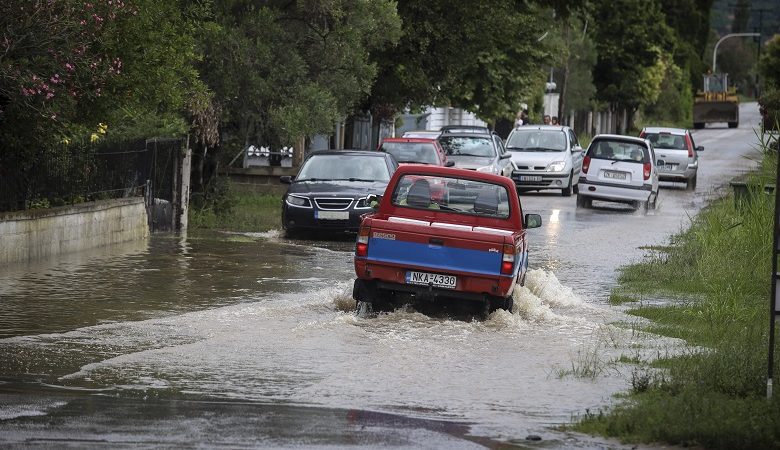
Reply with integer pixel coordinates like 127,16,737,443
0,104,765,448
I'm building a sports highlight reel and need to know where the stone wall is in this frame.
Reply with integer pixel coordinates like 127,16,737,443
0,198,148,264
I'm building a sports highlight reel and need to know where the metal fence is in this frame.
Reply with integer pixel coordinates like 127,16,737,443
0,138,183,231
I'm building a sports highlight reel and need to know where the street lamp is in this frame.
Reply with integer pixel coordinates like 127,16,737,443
712,32,760,72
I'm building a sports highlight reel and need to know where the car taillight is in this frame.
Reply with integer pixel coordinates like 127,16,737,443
643,162,651,180
501,243,515,275
356,226,370,257
685,135,693,158
582,156,591,174
639,131,646,138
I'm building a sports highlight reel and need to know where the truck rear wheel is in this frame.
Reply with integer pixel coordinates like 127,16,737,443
355,301,374,317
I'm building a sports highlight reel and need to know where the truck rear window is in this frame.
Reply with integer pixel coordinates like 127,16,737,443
391,174,510,219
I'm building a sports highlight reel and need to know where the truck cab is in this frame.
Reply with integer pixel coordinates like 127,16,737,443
353,165,542,316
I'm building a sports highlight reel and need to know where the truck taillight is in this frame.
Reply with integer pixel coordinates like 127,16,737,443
643,162,651,180
582,156,591,174
356,226,370,257
501,244,515,275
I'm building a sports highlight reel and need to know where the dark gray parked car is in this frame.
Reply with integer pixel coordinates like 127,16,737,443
280,150,398,235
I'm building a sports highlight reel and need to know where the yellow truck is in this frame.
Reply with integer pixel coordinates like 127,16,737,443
693,73,739,129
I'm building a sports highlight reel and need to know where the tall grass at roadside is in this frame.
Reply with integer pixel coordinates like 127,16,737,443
574,148,780,448
189,178,281,232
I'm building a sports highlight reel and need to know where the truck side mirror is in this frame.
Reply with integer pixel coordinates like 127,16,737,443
366,194,382,209
525,213,542,229
280,176,293,184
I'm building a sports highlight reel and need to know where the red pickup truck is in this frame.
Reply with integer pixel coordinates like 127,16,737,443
353,165,542,316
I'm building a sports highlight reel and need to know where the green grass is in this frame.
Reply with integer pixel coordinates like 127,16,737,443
573,151,780,448
189,181,282,232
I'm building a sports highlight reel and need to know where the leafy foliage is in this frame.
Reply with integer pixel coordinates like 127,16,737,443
592,0,675,111
367,1,551,122
194,0,401,147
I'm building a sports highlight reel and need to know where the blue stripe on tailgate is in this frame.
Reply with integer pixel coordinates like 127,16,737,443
368,237,502,276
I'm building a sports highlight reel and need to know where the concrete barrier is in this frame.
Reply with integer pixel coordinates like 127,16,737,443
0,198,149,264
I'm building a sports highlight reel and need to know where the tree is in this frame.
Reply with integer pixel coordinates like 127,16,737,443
592,0,675,131
758,34,780,130
191,0,400,171
366,1,552,123
0,0,203,145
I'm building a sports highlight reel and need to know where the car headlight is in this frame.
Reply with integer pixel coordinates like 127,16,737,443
477,165,499,174
354,197,372,209
547,161,566,172
285,194,311,208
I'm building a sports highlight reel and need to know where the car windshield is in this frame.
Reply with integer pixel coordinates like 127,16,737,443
506,130,566,151
296,154,390,181
587,140,649,163
391,174,510,219
380,142,439,164
644,132,686,150
438,136,496,158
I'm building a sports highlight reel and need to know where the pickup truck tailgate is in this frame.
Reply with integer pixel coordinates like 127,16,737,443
365,218,510,277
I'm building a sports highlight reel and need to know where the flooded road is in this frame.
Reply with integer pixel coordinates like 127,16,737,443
0,104,765,448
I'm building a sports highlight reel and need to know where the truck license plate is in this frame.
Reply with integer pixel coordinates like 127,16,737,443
603,171,627,180
405,271,457,289
316,210,349,220
519,175,542,182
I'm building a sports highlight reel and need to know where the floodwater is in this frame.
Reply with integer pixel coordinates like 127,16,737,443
0,105,765,448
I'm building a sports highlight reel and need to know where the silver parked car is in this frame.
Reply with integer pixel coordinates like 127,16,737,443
640,127,703,190
577,134,659,210
437,131,514,178
506,125,584,196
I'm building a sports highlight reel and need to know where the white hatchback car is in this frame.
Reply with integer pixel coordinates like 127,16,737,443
506,125,584,196
577,134,659,210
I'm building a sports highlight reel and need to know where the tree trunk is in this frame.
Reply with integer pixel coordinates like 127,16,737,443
558,20,571,126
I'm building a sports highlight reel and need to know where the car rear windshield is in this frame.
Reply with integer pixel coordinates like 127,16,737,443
506,130,566,151
438,136,496,158
644,133,687,150
391,174,510,219
297,154,390,182
587,140,649,163
380,142,439,164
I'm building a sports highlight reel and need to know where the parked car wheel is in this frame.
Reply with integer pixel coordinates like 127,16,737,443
693,122,704,129
728,121,738,129
573,182,579,194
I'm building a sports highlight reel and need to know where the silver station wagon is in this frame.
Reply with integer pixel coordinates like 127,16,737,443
640,127,703,190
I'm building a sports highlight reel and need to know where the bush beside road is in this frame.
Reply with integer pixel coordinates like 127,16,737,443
574,150,780,448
